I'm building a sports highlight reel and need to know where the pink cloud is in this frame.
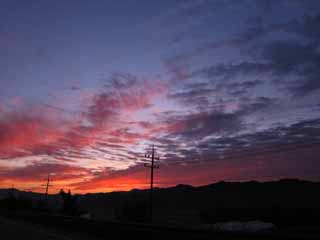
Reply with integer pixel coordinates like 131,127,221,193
0,74,167,162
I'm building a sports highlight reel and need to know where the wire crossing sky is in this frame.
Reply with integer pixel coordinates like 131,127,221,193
0,0,320,193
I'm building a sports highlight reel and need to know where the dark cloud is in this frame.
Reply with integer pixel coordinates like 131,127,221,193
227,79,263,96
287,13,320,41
165,4,320,99
299,14,320,41
240,96,275,114
290,74,320,97
167,110,244,139
195,62,271,81
157,118,320,167
168,78,267,110
149,95,277,164
162,0,231,29
262,41,319,75
190,39,320,97
153,90,277,154
0,162,90,182
70,85,80,91
167,83,214,108
165,11,294,67
259,40,320,96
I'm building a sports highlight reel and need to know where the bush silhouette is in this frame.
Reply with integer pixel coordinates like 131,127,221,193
60,189,78,215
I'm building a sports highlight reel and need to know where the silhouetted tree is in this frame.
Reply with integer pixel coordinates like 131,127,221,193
60,189,78,215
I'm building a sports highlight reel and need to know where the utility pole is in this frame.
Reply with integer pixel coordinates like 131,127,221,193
42,174,53,202
144,145,160,222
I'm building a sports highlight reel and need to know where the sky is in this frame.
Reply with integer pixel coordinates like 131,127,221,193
0,0,320,193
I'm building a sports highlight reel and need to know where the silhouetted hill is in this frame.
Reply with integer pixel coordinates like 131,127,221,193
0,188,42,200
74,178,320,224
1,179,320,225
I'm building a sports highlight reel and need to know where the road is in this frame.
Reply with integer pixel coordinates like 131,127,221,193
2,212,320,240
0,216,101,240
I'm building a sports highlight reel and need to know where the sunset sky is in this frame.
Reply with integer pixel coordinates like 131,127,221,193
0,0,320,193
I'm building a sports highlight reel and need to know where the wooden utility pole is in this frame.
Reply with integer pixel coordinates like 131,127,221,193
144,145,160,222
42,174,53,201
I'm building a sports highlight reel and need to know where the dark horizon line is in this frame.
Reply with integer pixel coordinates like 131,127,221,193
2,177,319,196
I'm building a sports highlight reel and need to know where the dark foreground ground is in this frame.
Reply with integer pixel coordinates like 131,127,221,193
1,211,320,240
1,180,320,239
